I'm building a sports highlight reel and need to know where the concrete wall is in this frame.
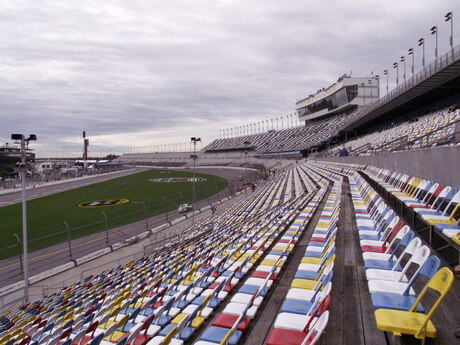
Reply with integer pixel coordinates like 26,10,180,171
316,145,460,188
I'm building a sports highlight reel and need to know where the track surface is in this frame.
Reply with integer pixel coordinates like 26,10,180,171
0,166,257,288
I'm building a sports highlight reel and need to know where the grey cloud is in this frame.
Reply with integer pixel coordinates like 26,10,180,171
1,0,458,155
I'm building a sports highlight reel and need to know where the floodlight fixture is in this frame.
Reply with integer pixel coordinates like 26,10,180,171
445,12,453,54
418,38,425,68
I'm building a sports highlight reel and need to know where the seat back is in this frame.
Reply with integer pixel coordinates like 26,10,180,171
303,284,332,332
389,237,421,269
87,333,104,345
443,191,460,218
174,314,190,338
125,323,143,344
398,245,431,281
70,328,86,345
429,186,452,210
312,269,333,292
383,224,410,253
152,305,165,326
412,180,430,199
300,310,330,345
117,314,130,333
376,215,399,240
403,255,441,295
409,267,454,339
84,321,99,337
387,228,413,255
435,187,455,212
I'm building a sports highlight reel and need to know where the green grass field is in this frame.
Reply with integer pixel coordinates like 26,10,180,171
0,169,227,259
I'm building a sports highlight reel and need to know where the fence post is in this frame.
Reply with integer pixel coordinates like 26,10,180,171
133,201,148,232
102,212,109,247
13,233,23,277
161,196,169,222
63,221,73,260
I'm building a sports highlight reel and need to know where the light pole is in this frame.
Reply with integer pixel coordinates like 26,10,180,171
368,79,373,103
361,82,366,105
11,134,37,303
431,26,438,60
101,211,109,246
374,75,379,101
408,48,414,77
393,62,399,86
190,137,201,223
445,12,453,57
383,70,389,94
418,38,425,68
400,56,406,81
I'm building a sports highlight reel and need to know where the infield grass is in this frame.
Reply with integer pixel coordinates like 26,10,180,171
0,169,227,259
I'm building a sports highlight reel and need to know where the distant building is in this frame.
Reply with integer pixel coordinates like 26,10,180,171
0,143,35,177
296,74,379,122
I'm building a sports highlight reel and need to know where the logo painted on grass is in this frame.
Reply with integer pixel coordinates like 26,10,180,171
78,199,130,208
149,177,207,183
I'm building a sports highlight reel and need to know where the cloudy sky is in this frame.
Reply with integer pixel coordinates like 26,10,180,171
1,0,458,157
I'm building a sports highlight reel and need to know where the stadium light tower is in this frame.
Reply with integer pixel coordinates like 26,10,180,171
430,26,438,60
374,75,379,101
190,137,201,220
445,12,453,57
393,62,399,86
11,133,37,304
418,38,425,68
400,56,406,81
408,48,415,77
360,83,366,105
383,70,389,94
368,79,373,103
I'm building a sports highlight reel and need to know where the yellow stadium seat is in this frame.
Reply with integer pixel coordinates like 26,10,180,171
374,267,454,344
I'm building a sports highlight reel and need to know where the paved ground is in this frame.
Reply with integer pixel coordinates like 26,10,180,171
0,166,259,290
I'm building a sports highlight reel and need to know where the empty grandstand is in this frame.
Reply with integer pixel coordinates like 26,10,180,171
3,12,460,345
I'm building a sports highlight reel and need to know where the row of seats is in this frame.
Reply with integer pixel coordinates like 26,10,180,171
346,169,455,343
194,185,328,344
364,166,460,245
203,111,360,153
327,105,460,156
310,161,456,344
318,161,460,246
266,178,342,345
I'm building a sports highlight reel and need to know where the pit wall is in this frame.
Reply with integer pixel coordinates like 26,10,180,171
314,145,460,188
